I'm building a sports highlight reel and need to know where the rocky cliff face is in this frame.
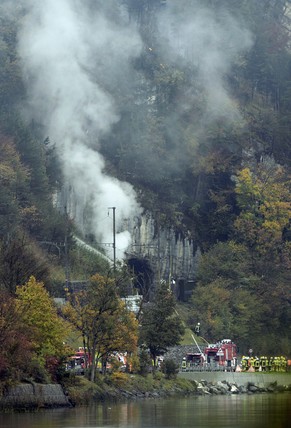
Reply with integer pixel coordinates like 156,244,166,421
57,188,200,296
125,213,200,297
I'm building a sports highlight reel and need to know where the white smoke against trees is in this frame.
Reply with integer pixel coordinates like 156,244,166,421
17,0,142,259
157,0,253,122
14,0,253,259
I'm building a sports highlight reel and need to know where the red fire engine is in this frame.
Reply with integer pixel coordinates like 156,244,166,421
184,352,205,369
182,339,238,371
204,339,237,370
67,348,91,374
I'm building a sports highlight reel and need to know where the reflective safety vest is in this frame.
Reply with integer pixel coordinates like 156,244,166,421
249,357,255,367
280,357,287,371
241,357,248,370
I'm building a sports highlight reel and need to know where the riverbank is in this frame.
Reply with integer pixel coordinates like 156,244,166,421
178,371,291,387
63,373,199,406
1,372,290,411
65,373,291,405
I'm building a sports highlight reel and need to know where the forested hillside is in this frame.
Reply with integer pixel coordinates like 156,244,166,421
0,0,290,359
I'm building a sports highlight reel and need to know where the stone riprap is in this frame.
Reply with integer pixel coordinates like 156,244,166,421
178,371,291,388
188,379,290,395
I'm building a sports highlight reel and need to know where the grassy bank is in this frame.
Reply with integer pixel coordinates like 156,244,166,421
63,372,198,406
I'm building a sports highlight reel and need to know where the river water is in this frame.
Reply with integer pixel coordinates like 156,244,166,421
0,393,290,428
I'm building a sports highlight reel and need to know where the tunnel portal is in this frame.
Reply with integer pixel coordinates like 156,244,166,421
126,257,154,300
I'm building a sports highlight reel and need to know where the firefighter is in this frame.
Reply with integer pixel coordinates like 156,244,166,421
275,356,281,372
241,356,248,371
249,356,255,369
260,356,267,371
272,356,278,372
195,322,201,336
280,356,287,372
181,357,187,371
254,357,260,371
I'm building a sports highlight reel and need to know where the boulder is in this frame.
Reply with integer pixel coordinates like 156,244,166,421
230,384,240,394
216,381,229,393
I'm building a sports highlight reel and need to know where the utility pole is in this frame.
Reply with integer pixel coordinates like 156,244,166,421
64,207,70,290
156,211,161,285
108,207,116,273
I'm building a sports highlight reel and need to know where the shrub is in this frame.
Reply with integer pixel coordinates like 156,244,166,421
137,349,152,376
106,371,128,387
153,370,164,381
161,359,179,379
26,358,50,383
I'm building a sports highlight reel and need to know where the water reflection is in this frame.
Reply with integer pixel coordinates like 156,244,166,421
0,393,290,428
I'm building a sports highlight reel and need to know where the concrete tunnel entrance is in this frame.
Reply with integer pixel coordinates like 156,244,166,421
126,257,154,300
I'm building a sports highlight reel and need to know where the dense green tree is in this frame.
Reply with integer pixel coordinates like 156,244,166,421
0,233,50,294
0,135,30,236
69,247,111,280
139,282,184,368
196,241,259,288
189,239,291,353
0,8,24,112
189,277,266,352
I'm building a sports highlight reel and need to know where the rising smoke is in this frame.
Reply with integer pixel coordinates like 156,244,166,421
17,0,143,258
157,0,253,122
12,0,252,259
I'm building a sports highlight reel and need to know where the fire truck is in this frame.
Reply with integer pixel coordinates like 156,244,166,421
67,348,91,374
182,339,237,371
204,339,237,371
182,352,205,370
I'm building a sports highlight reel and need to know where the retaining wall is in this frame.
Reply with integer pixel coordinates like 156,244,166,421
0,383,71,409
178,372,291,387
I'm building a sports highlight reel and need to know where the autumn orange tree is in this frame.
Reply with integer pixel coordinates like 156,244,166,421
16,276,70,372
94,301,138,373
62,273,138,381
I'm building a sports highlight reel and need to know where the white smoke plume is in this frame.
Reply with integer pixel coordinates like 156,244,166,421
17,0,143,259
158,0,253,122
12,0,253,259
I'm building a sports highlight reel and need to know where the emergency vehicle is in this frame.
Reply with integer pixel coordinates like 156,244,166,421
181,339,237,371
204,339,237,370
67,348,91,374
182,352,205,370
